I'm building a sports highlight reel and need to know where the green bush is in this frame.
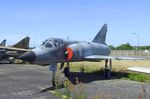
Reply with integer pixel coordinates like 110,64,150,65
127,73,149,82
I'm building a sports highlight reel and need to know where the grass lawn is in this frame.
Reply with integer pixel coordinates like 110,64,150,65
63,60,150,82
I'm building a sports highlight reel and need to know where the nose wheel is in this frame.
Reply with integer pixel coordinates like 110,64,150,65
104,59,112,79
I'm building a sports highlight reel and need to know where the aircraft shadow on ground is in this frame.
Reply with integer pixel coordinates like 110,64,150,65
33,87,56,95
68,70,129,84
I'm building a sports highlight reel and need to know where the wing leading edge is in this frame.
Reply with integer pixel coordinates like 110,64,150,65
0,46,31,52
85,55,144,60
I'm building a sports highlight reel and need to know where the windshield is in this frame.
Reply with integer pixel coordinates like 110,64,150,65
42,38,64,48
42,39,48,45
45,42,52,47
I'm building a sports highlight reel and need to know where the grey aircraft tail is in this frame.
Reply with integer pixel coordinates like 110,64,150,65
92,24,107,44
12,36,30,49
0,39,7,46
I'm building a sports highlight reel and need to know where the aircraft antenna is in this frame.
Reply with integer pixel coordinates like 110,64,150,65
67,36,69,40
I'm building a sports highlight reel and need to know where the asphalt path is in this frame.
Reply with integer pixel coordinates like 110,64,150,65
0,64,150,99
0,64,60,99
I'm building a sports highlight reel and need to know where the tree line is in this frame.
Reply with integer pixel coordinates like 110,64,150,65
108,43,150,50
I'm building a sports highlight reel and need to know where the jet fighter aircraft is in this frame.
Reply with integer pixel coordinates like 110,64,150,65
0,36,31,63
19,24,142,78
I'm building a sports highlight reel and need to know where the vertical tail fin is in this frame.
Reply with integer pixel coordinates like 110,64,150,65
92,24,107,44
0,39,7,46
12,36,30,49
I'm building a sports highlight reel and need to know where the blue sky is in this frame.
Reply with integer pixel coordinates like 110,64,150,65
0,0,150,47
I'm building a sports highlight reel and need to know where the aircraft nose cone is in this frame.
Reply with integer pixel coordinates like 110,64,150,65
19,51,36,62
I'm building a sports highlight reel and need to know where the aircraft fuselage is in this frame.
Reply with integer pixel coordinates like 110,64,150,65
20,38,111,65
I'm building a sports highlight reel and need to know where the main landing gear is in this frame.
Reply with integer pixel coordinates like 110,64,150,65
104,59,112,79
60,60,112,79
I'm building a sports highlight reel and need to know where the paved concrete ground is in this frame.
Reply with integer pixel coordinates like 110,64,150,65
0,64,60,99
0,64,150,99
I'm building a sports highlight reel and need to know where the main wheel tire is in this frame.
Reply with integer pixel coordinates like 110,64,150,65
104,69,111,79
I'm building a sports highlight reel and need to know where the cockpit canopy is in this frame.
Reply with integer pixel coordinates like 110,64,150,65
42,38,64,48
